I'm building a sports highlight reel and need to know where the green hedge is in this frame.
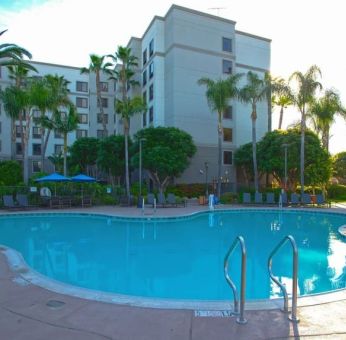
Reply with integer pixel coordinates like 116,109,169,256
327,184,346,200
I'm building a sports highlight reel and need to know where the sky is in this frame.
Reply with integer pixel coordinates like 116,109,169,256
1,0,345,154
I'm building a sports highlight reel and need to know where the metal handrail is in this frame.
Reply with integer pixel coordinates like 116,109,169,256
224,236,247,324
268,235,299,323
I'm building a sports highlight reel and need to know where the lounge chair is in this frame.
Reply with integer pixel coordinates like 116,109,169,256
167,193,186,207
81,196,92,207
157,193,166,207
255,192,263,204
301,193,312,206
3,195,19,209
242,192,251,204
290,193,300,206
316,194,330,207
16,194,36,209
146,193,156,207
265,193,275,205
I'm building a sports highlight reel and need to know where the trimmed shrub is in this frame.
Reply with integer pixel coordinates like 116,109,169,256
327,184,346,200
220,192,238,204
0,161,23,186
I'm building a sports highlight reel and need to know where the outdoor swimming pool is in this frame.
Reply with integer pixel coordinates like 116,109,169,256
0,210,345,302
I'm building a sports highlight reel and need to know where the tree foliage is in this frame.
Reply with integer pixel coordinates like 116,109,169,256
332,152,346,181
132,127,196,193
0,161,22,185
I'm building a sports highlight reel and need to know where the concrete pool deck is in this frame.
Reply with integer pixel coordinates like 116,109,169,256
0,204,346,339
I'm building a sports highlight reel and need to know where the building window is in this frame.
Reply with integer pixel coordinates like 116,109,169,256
149,84,154,101
99,82,108,92
149,62,154,79
32,143,42,156
223,60,232,74
97,130,107,138
32,161,42,173
76,129,88,139
143,91,147,104
78,114,88,124
143,49,147,66
149,106,153,123
76,81,88,92
54,144,63,154
97,97,108,108
32,109,41,119
32,127,41,139
76,97,88,108
16,143,22,155
223,128,233,142
223,151,233,165
142,70,147,86
222,37,232,53
16,126,25,138
97,113,108,124
223,106,233,120
143,112,147,127
54,130,63,139
149,39,154,56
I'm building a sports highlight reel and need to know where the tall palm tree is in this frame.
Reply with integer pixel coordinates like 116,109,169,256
50,106,79,176
307,89,346,152
289,65,322,195
109,46,140,202
238,71,268,192
198,74,242,197
81,54,112,136
0,30,35,70
273,93,293,130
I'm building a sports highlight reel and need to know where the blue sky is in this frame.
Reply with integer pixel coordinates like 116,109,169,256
1,0,345,154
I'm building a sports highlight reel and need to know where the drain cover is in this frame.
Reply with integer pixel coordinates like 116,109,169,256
46,300,65,309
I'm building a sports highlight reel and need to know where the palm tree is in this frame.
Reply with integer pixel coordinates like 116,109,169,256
238,71,268,192
198,74,242,197
48,152,64,173
51,106,79,176
81,54,112,135
307,89,346,152
109,46,140,202
0,30,35,70
289,65,322,195
273,93,293,130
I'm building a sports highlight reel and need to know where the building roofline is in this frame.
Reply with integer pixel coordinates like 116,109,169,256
235,30,271,43
30,60,83,71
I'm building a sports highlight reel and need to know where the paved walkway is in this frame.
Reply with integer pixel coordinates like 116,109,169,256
0,205,346,339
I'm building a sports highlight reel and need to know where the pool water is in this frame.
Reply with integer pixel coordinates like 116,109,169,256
0,211,345,301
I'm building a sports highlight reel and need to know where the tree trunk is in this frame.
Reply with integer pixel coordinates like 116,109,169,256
278,106,284,130
96,71,108,136
43,129,51,161
322,128,329,152
63,133,67,176
267,93,272,132
252,105,259,192
217,113,222,198
23,111,31,185
124,121,130,203
300,109,306,196
41,126,46,172
10,118,16,160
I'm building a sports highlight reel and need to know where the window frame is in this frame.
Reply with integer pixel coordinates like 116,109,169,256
223,150,233,165
76,81,88,92
222,37,232,53
32,143,42,156
223,127,233,142
76,97,88,108
222,60,233,74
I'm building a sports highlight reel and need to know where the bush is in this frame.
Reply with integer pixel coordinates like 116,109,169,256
166,183,210,198
327,184,346,200
220,192,238,204
0,161,23,185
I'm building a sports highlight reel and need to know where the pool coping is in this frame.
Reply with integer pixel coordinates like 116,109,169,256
1,208,346,311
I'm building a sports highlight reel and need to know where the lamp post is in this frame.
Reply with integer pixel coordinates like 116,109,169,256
282,143,289,191
139,138,146,197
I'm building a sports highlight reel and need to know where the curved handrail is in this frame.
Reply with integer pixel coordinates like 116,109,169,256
224,236,247,324
268,235,299,323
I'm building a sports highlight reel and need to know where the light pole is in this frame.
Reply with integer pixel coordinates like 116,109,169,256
139,138,146,197
282,143,289,191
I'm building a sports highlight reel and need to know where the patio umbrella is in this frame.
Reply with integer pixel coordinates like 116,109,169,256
35,173,71,196
71,174,96,201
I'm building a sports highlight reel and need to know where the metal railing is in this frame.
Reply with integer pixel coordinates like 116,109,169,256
268,235,299,323
224,236,247,324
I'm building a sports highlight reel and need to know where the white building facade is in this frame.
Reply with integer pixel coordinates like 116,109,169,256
127,5,271,190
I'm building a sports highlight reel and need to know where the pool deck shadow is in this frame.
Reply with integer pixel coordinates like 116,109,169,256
0,205,345,339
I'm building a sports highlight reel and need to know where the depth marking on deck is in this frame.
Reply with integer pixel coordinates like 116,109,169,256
194,310,233,317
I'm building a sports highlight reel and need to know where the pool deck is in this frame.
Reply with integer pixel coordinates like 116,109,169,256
0,204,346,339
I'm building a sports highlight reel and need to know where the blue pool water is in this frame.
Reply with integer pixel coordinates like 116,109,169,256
0,211,345,301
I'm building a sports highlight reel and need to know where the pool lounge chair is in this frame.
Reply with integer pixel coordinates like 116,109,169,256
16,194,36,209
301,193,312,206
255,192,263,204
290,193,300,206
316,194,330,207
265,193,275,205
242,193,251,204
157,193,166,207
146,193,156,207
167,193,186,207
3,195,19,209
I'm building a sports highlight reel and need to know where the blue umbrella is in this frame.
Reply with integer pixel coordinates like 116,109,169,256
71,174,96,182
35,173,70,196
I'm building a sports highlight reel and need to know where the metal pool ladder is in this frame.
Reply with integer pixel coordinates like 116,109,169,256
224,236,247,324
268,235,299,323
